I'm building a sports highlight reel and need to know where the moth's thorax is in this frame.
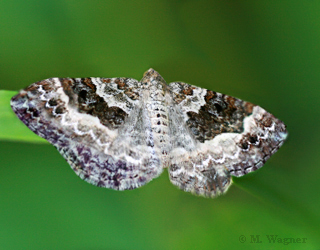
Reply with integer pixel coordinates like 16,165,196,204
141,69,171,165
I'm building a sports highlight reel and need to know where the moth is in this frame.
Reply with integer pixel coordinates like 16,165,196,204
11,69,287,197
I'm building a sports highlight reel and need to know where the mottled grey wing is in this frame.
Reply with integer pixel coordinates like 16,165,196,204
168,81,287,197
11,77,163,190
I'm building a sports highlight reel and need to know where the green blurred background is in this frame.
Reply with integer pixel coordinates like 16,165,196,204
0,1,319,249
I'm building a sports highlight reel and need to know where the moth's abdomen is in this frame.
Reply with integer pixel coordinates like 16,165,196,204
147,100,170,164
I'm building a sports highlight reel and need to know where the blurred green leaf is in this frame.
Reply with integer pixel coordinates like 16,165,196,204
0,90,47,143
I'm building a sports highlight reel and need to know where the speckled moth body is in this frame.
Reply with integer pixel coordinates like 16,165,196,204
11,69,287,197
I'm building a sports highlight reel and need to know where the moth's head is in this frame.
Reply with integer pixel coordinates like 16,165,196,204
141,68,168,90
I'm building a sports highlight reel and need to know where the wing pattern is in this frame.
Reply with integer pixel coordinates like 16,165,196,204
168,82,287,197
11,69,287,197
11,77,163,190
